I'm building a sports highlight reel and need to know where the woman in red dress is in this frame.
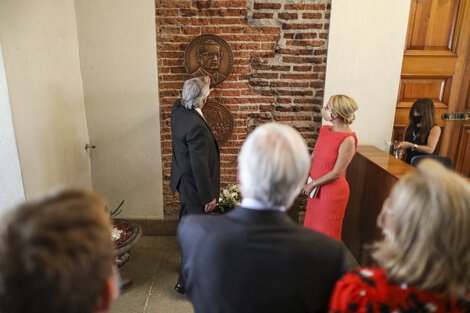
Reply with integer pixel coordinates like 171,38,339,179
302,95,358,240
329,160,470,312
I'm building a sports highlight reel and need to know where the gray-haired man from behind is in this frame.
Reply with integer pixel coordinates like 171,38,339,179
170,76,220,294
178,123,347,313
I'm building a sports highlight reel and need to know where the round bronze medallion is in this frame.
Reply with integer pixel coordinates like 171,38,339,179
184,35,233,87
202,100,234,145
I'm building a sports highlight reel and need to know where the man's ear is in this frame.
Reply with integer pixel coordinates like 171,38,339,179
93,277,118,313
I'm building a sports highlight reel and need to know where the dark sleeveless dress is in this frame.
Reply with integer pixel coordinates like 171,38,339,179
404,127,429,164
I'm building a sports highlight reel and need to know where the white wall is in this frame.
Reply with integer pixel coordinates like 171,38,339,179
0,43,25,215
0,0,92,199
324,0,411,151
75,0,164,218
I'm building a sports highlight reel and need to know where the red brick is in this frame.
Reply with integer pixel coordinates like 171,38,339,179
279,48,313,56
261,42,277,50
249,80,269,87
191,17,210,25
319,33,328,39
156,8,179,16
252,72,279,79
210,17,246,24
156,0,192,8
284,4,325,10
252,34,281,42
275,115,312,121
212,0,247,8
286,40,326,47
277,90,313,96
277,97,292,104
181,27,201,35
290,81,310,88
314,49,327,55
282,23,323,30
302,12,323,19
293,65,312,71
278,12,298,20
223,34,251,41
270,81,289,87
249,51,276,58
254,3,281,9
280,73,319,80
261,27,281,34
252,12,274,19
294,33,317,39
282,56,323,64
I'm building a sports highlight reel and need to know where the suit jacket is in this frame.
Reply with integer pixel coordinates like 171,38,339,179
170,99,220,206
178,207,347,313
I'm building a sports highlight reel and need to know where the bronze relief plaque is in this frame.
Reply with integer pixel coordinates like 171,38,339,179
184,35,233,87
202,99,234,145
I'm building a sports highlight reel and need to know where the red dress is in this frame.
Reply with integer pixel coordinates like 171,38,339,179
304,125,357,240
329,267,470,313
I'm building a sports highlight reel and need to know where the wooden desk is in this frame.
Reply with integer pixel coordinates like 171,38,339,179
342,146,414,266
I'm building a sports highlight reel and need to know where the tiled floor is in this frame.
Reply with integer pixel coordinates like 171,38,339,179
111,236,193,313
110,236,359,313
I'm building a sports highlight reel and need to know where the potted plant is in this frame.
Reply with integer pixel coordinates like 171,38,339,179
106,201,142,267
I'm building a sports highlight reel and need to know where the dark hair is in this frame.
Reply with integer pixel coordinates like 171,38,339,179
0,190,114,313
405,98,436,143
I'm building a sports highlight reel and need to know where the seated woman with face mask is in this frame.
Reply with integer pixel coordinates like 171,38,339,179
394,98,441,164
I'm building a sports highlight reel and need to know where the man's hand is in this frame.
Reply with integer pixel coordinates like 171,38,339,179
204,198,217,213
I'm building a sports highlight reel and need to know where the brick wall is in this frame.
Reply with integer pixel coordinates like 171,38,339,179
156,0,331,217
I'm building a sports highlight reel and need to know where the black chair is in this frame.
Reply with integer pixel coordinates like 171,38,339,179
410,155,453,170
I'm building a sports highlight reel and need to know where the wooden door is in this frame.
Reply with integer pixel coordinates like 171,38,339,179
392,0,470,176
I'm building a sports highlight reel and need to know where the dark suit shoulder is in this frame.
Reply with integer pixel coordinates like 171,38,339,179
178,214,220,239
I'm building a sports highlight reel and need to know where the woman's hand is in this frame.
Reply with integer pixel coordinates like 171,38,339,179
394,141,413,150
302,182,315,196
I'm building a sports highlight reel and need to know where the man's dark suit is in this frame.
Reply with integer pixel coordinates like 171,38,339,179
178,207,346,313
170,99,220,215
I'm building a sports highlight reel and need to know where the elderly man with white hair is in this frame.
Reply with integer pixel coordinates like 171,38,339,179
170,76,220,294
178,123,346,313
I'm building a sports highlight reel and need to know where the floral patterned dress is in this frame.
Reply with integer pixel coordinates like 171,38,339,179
329,267,470,313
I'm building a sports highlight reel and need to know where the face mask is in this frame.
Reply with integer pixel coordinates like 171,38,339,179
412,115,422,123
321,107,333,121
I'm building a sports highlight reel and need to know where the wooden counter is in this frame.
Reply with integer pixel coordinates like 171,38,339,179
342,146,414,266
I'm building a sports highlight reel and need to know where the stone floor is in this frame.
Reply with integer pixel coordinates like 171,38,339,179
110,236,359,313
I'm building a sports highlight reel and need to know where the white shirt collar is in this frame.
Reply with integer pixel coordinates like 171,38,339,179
241,198,286,212
195,107,204,119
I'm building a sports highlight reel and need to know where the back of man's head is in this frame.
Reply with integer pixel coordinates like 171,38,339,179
0,190,116,313
238,123,310,208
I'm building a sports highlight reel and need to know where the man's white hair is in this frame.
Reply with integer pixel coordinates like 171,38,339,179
238,123,310,208
181,77,210,109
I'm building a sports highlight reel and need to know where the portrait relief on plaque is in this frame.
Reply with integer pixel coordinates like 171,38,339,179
201,99,234,145
184,35,233,87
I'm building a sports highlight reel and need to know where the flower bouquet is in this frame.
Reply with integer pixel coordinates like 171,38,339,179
216,184,241,213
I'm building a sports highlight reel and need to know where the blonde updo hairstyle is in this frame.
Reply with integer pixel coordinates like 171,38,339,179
373,159,470,299
328,95,358,124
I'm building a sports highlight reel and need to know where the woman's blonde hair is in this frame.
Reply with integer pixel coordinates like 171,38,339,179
328,94,358,124
373,160,470,298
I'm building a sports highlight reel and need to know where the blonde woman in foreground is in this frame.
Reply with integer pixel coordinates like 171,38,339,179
329,159,470,313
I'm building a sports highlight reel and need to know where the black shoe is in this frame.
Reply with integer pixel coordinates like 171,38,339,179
175,283,185,294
